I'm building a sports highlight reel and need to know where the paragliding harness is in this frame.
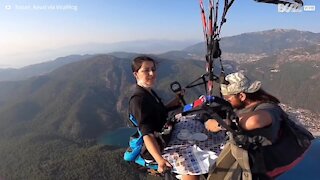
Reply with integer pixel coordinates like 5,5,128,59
179,94,314,179
123,114,158,171
123,94,176,175
205,102,315,180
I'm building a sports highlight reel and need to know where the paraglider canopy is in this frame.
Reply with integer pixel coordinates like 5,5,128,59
255,0,303,5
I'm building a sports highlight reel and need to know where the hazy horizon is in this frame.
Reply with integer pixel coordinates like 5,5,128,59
0,0,319,68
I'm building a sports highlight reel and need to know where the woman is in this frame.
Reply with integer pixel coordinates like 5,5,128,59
129,56,179,173
129,56,199,180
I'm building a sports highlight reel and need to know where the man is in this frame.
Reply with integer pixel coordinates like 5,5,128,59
205,71,279,133
205,71,313,180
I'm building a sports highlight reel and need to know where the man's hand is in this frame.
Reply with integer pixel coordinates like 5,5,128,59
205,119,222,132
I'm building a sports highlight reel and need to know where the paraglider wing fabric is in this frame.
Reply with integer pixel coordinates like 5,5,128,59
254,0,303,5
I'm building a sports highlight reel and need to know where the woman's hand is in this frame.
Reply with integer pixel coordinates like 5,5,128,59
157,158,172,173
205,119,222,132
143,135,172,173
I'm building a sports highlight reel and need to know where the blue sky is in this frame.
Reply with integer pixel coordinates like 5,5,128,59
0,0,319,67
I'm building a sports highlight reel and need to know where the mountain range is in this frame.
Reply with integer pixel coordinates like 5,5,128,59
184,29,320,55
2,39,198,69
2,29,320,82
0,55,94,82
0,29,319,179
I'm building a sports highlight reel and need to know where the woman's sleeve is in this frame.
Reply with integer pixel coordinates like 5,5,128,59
130,96,155,136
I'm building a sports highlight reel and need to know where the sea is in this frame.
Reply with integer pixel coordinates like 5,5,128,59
97,127,136,147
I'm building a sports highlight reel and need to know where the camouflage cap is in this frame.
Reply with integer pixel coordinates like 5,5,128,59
220,71,261,96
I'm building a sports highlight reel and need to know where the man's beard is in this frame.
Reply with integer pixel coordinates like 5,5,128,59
234,101,246,110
